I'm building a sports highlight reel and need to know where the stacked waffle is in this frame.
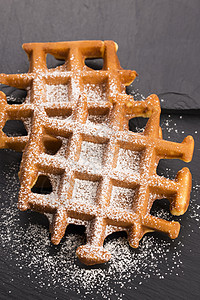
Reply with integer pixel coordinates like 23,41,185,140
0,41,194,265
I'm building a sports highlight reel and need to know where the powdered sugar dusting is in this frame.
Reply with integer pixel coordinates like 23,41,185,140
84,83,107,102
0,42,197,298
0,110,198,298
110,186,135,210
1,163,199,299
117,148,141,172
46,84,69,103
2,50,191,269
79,141,105,168
72,179,99,205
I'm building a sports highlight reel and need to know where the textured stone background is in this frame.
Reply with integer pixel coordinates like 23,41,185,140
0,0,200,109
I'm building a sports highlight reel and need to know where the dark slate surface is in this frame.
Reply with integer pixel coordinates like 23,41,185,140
0,0,199,299
0,0,200,109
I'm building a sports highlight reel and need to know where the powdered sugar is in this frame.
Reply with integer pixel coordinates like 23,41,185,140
46,84,69,103
0,41,197,297
79,141,105,168
72,179,99,205
84,83,107,102
0,108,198,299
117,148,141,172
110,186,135,210
1,169,199,299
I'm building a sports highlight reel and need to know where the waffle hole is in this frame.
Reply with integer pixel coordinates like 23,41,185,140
46,54,66,69
150,198,171,220
3,120,28,137
0,86,27,104
156,159,182,180
104,231,127,244
85,58,104,70
31,175,53,194
43,137,62,155
129,117,149,133
125,85,132,96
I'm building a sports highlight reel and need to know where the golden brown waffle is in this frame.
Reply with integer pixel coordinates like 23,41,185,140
0,40,194,265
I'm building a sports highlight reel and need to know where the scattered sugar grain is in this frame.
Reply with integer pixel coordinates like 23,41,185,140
1,92,199,298
1,161,199,299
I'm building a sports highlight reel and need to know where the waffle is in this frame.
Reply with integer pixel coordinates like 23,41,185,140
0,40,194,265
